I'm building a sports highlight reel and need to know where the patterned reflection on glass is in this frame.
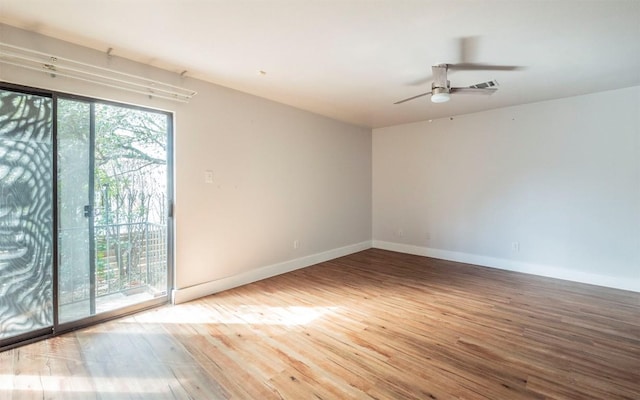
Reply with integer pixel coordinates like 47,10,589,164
0,90,53,340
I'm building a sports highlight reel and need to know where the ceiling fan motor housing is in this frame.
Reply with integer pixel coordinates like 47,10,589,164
430,82,451,103
431,84,450,94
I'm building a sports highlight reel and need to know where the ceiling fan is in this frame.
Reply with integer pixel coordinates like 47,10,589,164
394,37,523,105
394,64,503,104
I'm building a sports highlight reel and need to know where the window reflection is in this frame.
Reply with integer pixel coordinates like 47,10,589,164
0,90,53,340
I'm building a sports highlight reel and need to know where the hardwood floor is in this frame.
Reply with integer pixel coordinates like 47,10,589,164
1,248,639,399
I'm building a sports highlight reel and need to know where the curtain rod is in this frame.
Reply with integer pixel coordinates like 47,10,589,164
0,42,197,103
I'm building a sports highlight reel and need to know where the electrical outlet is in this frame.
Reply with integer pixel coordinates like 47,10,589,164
293,239,300,249
396,228,404,237
512,241,520,252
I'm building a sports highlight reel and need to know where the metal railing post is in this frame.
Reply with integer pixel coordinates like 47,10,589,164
146,222,150,286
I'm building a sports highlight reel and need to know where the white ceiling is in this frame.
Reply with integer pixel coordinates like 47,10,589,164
1,0,639,128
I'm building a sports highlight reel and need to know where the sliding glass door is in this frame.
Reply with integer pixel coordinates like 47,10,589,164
57,98,171,324
0,88,54,342
1,84,172,348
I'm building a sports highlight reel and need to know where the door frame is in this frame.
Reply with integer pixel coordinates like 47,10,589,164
0,82,174,350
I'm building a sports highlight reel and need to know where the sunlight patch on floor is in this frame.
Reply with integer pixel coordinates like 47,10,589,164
0,374,173,394
131,303,340,326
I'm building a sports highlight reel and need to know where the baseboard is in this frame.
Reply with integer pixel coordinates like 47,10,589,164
172,240,373,304
372,240,640,293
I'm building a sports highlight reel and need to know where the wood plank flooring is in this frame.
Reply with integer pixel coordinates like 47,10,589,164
1,248,639,399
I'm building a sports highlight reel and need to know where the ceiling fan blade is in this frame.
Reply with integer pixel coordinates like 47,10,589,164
450,80,499,95
407,75,432,86
394,91,432,104
469,80,499,89
447,62,523,71
450,87,498,95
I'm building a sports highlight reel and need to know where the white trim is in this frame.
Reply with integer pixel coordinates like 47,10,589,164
372,240,640,293
172,241,372,304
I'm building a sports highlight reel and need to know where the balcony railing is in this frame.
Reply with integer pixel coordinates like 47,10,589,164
58,222,167,307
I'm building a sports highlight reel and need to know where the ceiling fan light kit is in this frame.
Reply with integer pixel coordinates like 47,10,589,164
430,87,450,103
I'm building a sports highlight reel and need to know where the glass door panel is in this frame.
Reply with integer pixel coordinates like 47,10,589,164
0,89,53,342
93,103,169,312
57,99,92,323
57,99,169,324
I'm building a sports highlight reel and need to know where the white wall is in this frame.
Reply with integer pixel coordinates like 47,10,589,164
175,83,372,301
0,24,372,303
373,86,640,292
